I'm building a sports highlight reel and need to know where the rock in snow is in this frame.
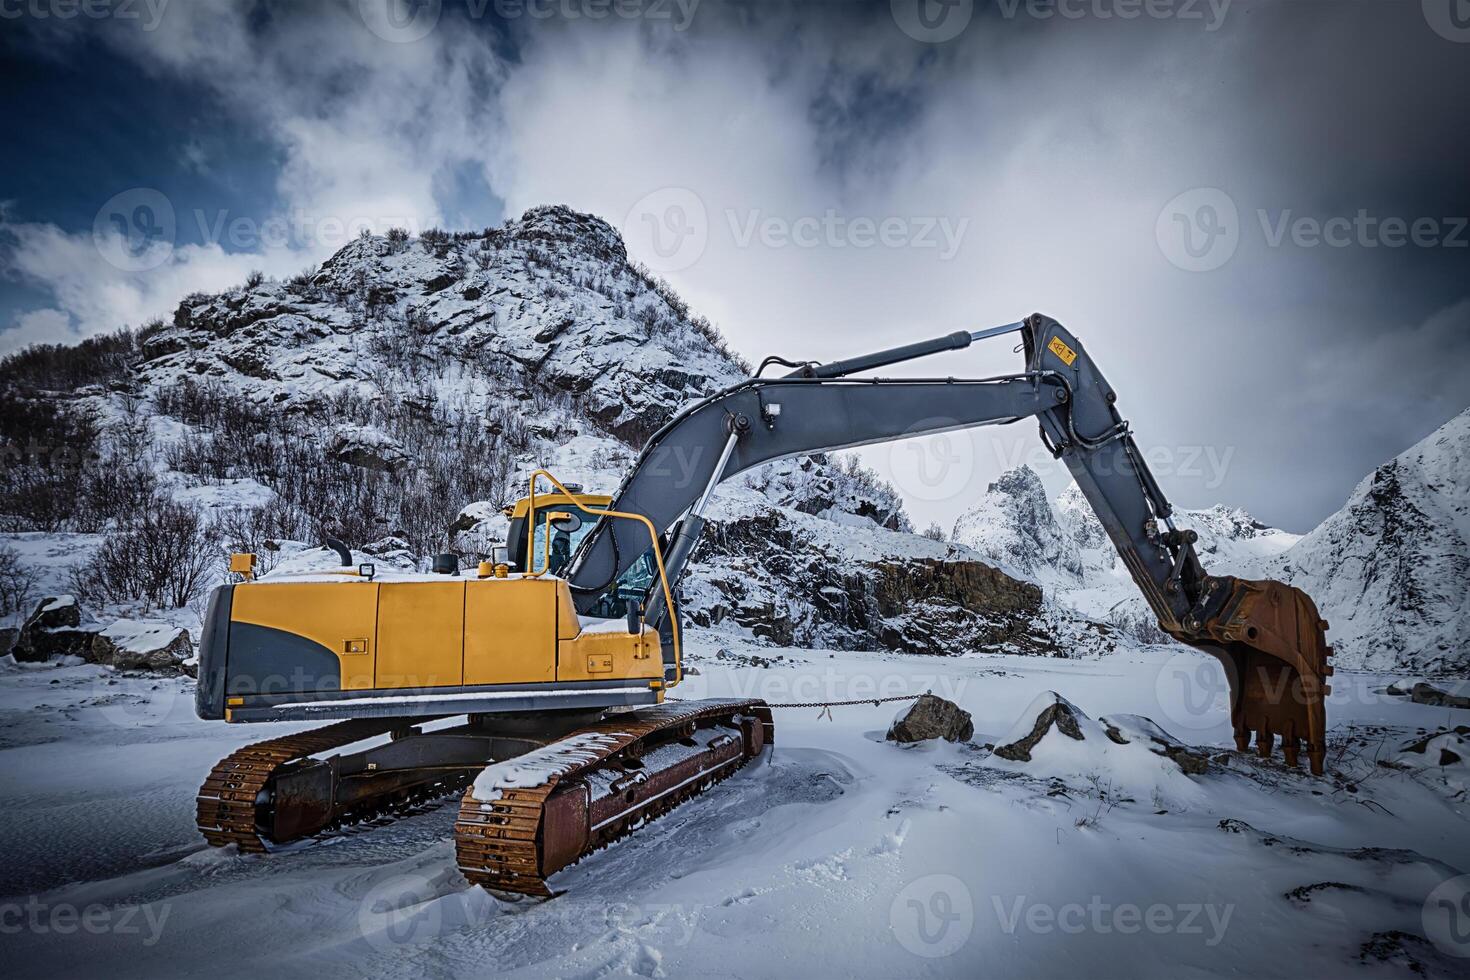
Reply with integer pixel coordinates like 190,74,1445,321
13,595,101,662
1410,682,1470,710
886,693,974,743
989,691,1210,800
91,620,194,672
992,691,1089,762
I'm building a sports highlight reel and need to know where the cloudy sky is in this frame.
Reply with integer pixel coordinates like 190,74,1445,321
2,0,1467,534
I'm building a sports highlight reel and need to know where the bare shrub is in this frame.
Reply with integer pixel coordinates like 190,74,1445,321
75,498,218,612
0,543,38,618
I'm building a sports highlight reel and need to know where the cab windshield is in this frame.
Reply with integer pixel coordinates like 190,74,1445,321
529,504,599,576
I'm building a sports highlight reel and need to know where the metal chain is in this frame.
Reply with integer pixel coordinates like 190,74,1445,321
668,692,930,719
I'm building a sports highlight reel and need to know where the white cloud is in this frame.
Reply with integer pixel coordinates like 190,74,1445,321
5,3,1465,530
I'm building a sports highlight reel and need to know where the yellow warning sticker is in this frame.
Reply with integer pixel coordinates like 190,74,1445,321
1047,336,1078,366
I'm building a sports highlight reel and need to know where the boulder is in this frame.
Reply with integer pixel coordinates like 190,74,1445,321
886,693,974,744
328,424,413,475
1100,714,1211,775
91,620,194,672
1410,682,1470,709
993,692,1087,762
14,596,102,662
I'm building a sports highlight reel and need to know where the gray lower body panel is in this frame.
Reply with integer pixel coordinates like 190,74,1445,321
227,679,661,723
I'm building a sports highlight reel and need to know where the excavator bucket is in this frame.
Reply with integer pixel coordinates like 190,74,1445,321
1168,577,1334,775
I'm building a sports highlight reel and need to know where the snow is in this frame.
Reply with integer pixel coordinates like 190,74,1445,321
471,732,628,801
95,620,184,655
3,629,1467,978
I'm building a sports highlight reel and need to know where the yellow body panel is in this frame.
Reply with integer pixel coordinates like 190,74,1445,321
376,582,465,688
464,578,558,686
227,571,665,696
230,581,380,690
557,626,661,683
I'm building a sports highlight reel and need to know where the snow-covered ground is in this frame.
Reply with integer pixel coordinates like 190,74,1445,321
2,632,1467,979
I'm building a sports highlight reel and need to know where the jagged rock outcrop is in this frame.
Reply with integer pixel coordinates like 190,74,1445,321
329,425,413,475
1271,408,1469,673
682,495,1099,656
951,467,1083,584
14,595,101,662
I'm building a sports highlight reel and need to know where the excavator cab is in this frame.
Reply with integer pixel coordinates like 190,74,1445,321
504,489,610,574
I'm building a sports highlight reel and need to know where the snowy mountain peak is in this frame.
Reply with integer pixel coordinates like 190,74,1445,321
1274,406,1469,673
951,465,1083,584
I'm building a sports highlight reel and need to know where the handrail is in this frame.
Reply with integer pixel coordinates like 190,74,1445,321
525,469,681,685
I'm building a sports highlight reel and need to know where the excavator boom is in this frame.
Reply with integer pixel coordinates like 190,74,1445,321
565,312,1332,772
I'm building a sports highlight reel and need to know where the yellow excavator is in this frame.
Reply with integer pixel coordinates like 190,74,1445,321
195,314,1333,897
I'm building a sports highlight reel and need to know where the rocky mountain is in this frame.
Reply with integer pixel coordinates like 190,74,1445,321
0,205,1111,659
1272,408,1469,674
951,467,1084,588
948,408,1469,673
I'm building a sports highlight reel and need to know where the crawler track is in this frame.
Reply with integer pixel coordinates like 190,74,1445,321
196,717,463,852
455,699,773,897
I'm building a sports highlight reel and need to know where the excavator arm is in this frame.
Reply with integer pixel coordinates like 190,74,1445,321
567,313,1333,774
